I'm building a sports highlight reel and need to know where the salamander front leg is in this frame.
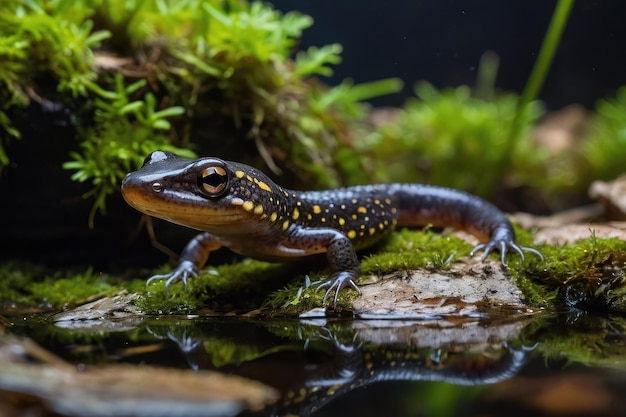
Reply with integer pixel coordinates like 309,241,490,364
304,231,362,306
146,232,222,292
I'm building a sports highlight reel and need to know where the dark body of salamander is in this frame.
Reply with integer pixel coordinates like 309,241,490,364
121,151,541,304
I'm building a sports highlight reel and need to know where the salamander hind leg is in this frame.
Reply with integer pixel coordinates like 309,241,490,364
289,228,362,306
469,226,543,265
314,269,362,306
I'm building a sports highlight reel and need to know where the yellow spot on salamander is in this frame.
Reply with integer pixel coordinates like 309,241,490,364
307,213,313,221
232,198,244,206
254,179,272,192
351,214,358,220
338,217,346,226
292,208,300,220
235,170,245,179
312,205,322,214
357,206,367,214
374,199,381,205
242,201,254,211
385,198,392,205
347,230,357,239
270,212,278,222
369,227,376,235
282,220,290,231
254,205,264,215
246,175,253,182
379,223,384,230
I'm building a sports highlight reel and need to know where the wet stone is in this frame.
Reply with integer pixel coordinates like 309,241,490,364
351,261,529,319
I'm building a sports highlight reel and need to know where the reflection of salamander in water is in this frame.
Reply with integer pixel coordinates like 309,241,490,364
281,331,534,416
157,324,534,416
121,151,542,304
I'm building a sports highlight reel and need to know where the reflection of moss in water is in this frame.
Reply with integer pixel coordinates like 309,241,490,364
523,313,626,369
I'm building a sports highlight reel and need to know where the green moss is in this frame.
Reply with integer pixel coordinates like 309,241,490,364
135,259,294,314
0,261,121,309
362,83,545,196
62,75,193,225
509,231,626,311
585,86,626,182
28,269,117,307
264,227,626,314
262,272,359,314
8,226,626,315
360,228,472,275
264,228,478,314
0,261,44,306
1,0,401,220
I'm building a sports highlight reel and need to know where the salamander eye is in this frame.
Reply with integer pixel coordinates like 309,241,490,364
199,165,229,196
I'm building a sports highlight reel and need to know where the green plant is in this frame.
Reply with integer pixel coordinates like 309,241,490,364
0,261,119,308
481,0,574,196
63,75,192,225
510,231,626,311
0,0,402,219
363,82,544,194
584,86,626,181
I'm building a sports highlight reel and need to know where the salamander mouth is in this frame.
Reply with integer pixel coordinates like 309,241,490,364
121,186,245,229
142,206,245,229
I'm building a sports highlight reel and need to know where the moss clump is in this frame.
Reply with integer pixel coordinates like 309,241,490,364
510,232,626,312
264,228,483,313
8,227,626,315
0,0,401,221
362,83,544,197
0,261,120,309
136,228,477,314
135,259,295,314
584,86,626,183
262,273,359,314
360,228,473,275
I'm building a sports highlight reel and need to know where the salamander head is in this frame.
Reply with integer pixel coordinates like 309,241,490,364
121,151,287,233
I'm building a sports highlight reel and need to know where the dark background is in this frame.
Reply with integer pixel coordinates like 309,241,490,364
272,0,626,109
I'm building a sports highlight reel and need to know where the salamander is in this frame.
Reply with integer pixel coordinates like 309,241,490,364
121,151,541,305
